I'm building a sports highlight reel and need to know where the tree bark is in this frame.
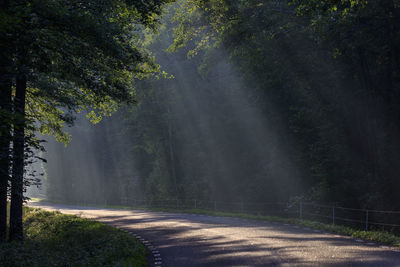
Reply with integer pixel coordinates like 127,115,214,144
9,74,26,241
0,0,12,239
0,0,12,242
0,76,12,242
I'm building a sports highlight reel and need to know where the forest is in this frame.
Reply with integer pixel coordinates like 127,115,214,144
2,0,400,241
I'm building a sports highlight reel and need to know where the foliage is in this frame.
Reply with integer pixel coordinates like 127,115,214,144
1,0,174,145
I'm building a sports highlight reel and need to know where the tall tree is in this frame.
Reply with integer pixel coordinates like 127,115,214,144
9,73,26,241
0,66,12,242
0,0,14,242
0,0,173,241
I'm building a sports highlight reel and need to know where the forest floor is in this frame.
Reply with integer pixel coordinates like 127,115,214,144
0,206,147,266
30,202,400,266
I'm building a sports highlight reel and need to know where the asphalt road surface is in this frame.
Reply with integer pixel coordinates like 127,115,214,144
29,202,400,266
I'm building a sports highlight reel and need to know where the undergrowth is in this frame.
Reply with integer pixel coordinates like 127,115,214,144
0,207,147,267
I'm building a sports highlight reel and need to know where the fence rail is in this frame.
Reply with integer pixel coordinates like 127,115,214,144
118,198,400,233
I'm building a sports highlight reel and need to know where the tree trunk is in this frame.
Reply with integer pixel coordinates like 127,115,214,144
0,0,11,244
0,77,12,242
9,74,26,241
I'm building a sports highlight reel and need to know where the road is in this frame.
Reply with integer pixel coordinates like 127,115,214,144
29,202,400,266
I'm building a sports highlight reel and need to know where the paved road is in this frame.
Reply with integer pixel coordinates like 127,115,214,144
29,203,400,266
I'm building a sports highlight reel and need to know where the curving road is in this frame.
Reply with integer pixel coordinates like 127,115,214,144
29,202,400,266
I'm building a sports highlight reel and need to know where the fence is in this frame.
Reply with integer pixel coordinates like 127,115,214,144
299,202,400,233
118,197,400,234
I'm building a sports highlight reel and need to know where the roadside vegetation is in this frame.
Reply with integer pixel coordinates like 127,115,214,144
0,206,147,267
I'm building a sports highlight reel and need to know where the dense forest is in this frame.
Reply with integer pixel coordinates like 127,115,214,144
42,0,400,214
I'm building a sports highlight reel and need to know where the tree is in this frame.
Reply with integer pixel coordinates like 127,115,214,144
0,0,172,241
0,0,15,241
0,57,12,242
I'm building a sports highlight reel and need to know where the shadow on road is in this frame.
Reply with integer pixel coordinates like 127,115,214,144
30,203,400,267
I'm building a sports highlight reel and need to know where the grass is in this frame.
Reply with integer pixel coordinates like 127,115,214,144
0,206,147,267
34,198,400,248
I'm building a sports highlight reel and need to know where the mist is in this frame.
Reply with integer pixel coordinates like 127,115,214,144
42,113,144,205
41,22,302,208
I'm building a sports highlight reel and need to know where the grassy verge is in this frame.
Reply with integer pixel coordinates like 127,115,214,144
34,198,400,248
0,206,147,267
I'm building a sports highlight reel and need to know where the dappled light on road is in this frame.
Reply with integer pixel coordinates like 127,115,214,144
31,203,400,267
